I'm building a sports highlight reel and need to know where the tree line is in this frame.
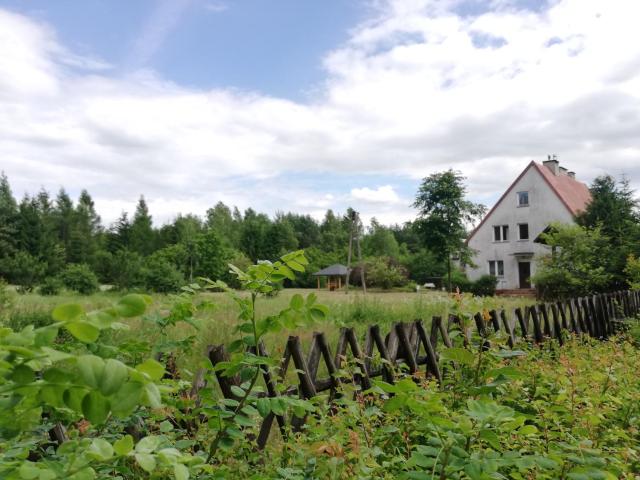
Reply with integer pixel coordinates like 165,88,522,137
0,172,457,294
1,169,637,298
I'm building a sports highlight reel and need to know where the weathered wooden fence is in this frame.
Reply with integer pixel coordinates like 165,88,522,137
200,290,640,449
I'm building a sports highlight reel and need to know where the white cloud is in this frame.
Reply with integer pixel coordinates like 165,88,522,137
127,0,194,68
204,2,227,13
351,185,401,204
0,0,639,226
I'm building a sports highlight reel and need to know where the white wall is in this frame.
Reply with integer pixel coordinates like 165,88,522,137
467,165,575,289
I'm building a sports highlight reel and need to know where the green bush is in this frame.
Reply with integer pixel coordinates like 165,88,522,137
469,274,498,297
110,249,146,290
0,251,46,293
38,277,63,296
59,263,99,295
366,256,408,289
144,258,184,293
448,269,472,292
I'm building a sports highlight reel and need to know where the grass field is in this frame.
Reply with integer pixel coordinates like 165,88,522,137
2,287,533,371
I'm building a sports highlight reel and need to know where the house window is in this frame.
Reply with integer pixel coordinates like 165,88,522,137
493,225,509,242
518,223,529,240
517,191,529,206
489,260,504,277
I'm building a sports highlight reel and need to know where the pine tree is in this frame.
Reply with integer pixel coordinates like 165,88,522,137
53,188,75,260
68,190,101,264
129,196,155,256
0,172,18,279
106,212,132,253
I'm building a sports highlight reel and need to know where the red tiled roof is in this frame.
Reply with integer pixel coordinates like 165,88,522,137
532,162,592,215
467,160,592,242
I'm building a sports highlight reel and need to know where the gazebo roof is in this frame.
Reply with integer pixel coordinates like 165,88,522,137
313,264,349,276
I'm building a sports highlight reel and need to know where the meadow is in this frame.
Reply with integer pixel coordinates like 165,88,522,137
2,286,531,371
1,261,639,479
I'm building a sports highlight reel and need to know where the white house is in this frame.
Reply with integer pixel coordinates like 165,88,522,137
466,158,592,292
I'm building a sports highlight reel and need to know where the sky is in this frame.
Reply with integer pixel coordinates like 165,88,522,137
0,0,639,227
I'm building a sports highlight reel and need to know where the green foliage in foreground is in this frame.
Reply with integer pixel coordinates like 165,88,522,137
1,252,639,479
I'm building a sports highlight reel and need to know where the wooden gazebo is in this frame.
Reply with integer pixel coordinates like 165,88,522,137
313,264,349,291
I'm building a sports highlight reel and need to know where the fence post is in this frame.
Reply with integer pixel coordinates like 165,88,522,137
500,310,516,348
550,304,563,345
208,344,242,400
370,324,395,384
415,321,441,383
514,307,528,339
538,304,552,338
396,323,418,374
530,307,544,344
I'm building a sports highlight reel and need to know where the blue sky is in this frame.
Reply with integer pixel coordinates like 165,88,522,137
4,0,367,99
0,0,638,226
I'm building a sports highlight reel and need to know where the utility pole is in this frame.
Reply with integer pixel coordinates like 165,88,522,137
345,209,366,294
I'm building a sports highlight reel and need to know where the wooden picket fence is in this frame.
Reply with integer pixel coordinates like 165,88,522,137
199,290,640,449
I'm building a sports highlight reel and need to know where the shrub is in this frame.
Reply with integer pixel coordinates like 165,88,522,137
469,274,498,297
448,269,472,292
110,249,146,290
0,251,46,293
59,263,99,295
144,258,184,293
366,256,408,289
38,277,63,296
625,254,640,290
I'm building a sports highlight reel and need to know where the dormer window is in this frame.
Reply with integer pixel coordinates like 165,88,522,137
517,191,529,206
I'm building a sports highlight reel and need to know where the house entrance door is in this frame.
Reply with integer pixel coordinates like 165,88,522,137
518,262,531,289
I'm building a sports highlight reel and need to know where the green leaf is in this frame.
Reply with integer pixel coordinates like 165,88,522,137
111,382,143,417
11,364,35,384
174,463,189,480
290,294,304,310
34,326,59,347
234,414,254,427
135,453,156,473
286,260,305,272
66,322,100,343
116,294,148,318
439,347,475,365
77,355,105,389
230,385,245,398
52,303,84,323
309,305,328,321
479,429,502,450
63,387,87,413
114,435,134,456
518,425,538,435
160,420,174,432
142,382,162,408
100,359,129,396
87,438,114,460
38,384,67,408
18,462,39,480
67,468,95,480
256,398,271,418
82,391,111,424
136,359,165,381
136,436,161,453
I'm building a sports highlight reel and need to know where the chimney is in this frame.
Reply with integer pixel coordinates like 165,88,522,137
559,166,568,175
567,171,575,179
543,154,560,175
